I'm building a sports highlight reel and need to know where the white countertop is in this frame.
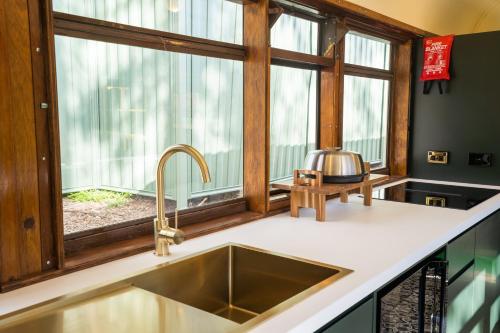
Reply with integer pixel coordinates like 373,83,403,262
1,178,499,332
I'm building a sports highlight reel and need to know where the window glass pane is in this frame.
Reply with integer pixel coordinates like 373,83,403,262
53,0,242,45
55,35,243,235
342,75,389,167
270,65,317,182
345,31,391,70
271,14,318,55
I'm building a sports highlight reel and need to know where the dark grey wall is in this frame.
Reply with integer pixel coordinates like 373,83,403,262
409,31,500,186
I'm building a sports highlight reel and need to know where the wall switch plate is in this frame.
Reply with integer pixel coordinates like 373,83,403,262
468,152,492,167
427,151,449,164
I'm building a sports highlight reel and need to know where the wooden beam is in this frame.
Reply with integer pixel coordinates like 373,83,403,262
281,0,431,37
26,0,62,273
53,12,246,61
344,63,394,80
325,0,430,36
243,0,271,214
43,0,66,271
269,1,284,28
271,47,334,69
390,40,412,176
336,39,346,149
318,17,337,149
0,0,43,283
319,46,337,148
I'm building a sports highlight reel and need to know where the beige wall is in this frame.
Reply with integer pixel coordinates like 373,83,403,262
349,0,500,35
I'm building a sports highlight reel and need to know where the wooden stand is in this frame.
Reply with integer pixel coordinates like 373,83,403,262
272,163,389,222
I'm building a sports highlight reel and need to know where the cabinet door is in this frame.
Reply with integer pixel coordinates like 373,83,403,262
320,297,373,333
471,211,500,333
447,227,476,280
446,263,475,333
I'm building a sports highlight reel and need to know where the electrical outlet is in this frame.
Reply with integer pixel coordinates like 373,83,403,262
468,152,492,167
427,151,449,164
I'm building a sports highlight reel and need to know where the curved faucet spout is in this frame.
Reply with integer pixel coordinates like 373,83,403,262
155,144,211,256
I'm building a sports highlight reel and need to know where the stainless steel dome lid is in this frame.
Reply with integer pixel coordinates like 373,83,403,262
303,147,366,183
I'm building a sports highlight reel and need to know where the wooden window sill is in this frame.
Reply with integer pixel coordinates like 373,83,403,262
64,198,247,256
64,210,263,270
2,177,406,292
1,210,262,292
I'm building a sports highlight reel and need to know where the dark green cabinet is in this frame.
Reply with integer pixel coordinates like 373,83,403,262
446,210,500,333
319,297,374,333
471,211,499,333
446,225,477,333
317,210,499,333
447,227,476,280
447,263,475,332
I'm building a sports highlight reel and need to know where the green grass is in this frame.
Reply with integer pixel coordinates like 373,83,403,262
67,189,132,208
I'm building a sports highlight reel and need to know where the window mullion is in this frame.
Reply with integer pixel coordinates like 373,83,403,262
53,12,246,61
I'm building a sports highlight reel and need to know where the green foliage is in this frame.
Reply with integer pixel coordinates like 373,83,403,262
67,190,132,208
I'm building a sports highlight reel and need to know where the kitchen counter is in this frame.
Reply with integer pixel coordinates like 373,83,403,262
1,178,499,332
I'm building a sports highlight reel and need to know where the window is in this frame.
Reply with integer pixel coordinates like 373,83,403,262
342,31,392,168
53,0,243,44
271,14,318,55
344,31,391,70
342,76,389,166
269,13,319,182
270,65,317,182
0,0,418,286
53,4,243,236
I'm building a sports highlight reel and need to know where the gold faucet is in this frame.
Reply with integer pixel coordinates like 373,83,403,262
154,144,211,256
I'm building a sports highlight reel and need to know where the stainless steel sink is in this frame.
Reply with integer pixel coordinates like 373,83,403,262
0,244,352,333
127,243,352,328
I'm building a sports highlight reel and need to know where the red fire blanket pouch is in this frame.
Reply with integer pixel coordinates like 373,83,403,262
420,35,454,94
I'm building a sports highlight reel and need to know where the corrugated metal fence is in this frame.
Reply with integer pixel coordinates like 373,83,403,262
54,2,389,206
343,32,391,165
54,0,244,207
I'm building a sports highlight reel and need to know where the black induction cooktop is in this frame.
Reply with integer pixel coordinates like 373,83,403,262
373,181,499,210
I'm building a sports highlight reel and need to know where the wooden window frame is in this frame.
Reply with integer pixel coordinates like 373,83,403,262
269,4,416,212
52,13,246,61
268,8,324,207
339,27,396,172
269,6,328,68
63,198,249,256
271,48,333,69
0,0,418,291
40,3,257,273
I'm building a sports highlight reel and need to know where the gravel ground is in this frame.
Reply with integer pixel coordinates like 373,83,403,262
63,190,241,235
63,195,162,234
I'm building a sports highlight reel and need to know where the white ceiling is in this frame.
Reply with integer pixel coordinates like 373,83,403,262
348,0,500,35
